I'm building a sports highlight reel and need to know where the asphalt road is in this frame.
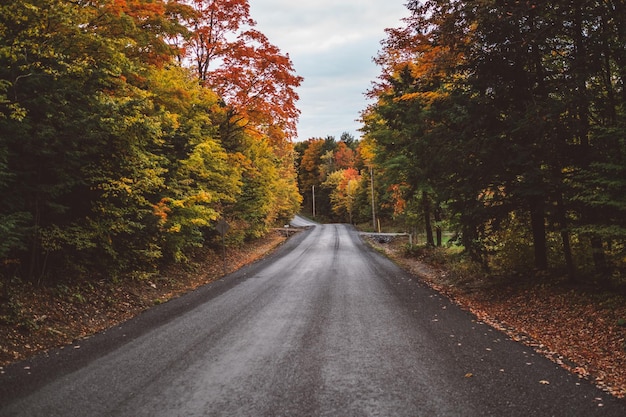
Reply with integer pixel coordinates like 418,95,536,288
1,222,625,416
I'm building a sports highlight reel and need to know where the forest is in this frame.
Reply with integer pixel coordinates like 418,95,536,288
2,0,625,290
302,0,626,286
0,0,303,285
1,0,625,393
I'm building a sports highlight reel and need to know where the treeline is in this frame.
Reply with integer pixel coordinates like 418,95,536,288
295,133,404,227
0,0,302,283
359,1,626,282
295,133,362,223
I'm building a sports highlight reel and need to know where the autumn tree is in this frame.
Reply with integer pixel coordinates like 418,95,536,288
0,0,302,285
180,0,302,141
296,138,326,218
334,141,355,170
147,66,242,262
178,0,303,237
363,0,626,280
323,168,362,224
296,136,365,221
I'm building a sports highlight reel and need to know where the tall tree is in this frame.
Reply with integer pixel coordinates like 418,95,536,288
181,0,302,141
364,0,626,278
323,168,362,224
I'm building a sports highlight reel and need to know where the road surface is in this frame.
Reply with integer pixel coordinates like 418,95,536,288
1,223,625,416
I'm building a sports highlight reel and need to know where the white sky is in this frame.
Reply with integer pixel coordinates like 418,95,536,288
249,0,409,141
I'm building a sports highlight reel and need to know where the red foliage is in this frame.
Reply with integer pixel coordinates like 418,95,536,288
334,142,355,170
182,0,302,140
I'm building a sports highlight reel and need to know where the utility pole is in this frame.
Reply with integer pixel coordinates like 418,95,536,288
370,166,376,229
312,185,316,218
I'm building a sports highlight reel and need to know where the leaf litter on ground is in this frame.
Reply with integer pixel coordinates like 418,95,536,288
366,235,626,399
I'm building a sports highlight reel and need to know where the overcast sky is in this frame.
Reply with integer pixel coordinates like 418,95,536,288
249,0,409,141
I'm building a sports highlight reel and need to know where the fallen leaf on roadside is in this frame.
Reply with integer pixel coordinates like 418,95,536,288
367,236,626,398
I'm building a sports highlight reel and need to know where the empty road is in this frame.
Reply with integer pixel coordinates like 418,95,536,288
1,222,625,416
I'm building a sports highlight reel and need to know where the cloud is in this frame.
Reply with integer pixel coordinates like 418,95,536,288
249,0,409,140
252,1,405,53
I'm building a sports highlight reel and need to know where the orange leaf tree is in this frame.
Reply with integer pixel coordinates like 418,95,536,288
172,0,303,237
181,0,302,141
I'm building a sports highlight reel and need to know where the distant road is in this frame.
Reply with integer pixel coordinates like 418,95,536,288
1,223,625,416
289,214,317,227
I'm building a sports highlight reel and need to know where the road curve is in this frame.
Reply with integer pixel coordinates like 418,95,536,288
289,214,317,227
1,224,625,416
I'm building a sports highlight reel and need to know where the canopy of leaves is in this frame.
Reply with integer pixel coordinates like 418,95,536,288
361,0,626,281
0,0,302,284
180,0,303,141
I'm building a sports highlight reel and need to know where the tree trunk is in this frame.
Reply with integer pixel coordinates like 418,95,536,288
529,197,548,270
573,5,590,149
555,190,576,281
610,0,626,103
422,190,434,246
434,204,443,247
590,235,609,276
